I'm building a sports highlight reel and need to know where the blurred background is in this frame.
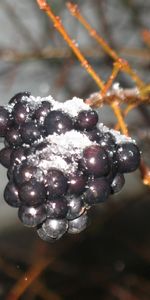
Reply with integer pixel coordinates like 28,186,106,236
0,0,149,299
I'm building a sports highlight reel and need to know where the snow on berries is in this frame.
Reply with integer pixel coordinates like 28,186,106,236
0,92,141,242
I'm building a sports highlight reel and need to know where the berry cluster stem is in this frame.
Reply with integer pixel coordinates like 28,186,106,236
111,102,128,136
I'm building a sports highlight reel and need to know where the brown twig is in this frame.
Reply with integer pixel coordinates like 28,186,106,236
67,2,145,89
36,0,129,136
36,0,104,90
85,88,150,107
0,255,61,300
6,256,52,300
36,0,150,186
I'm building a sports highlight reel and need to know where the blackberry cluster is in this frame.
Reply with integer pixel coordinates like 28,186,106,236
0,92,141,242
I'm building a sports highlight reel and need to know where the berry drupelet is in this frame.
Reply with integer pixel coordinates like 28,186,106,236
0,93,141,242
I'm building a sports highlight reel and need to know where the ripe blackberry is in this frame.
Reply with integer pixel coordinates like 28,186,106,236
9,92,31,105
34,101,51,122
46,197,68,219
66,195,85,220
13,163,44,186
4,181,21,207
18,205,46,227
44,110,73,135
0,93,141,242
0,106,10,137
5,124,22,146
84,178,111,204
20,121,42,144
111,173,125,194
10,147,26,166
116,143,141,173
7,165,14,180
19,180,46,206
99,131,116,153
34,141,49,152
45,168,68,197
86,128,102,143
75,110,98,131
68,212,88,234
12,102,30,125
67,171,87,195
37,226,56,242
0,147,12,168
80,145,110,177
40,218,68,240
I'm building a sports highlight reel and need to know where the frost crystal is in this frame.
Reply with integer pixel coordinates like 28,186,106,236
28,130,94,175
98,123,136,144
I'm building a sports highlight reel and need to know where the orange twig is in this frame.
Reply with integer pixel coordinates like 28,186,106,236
140,160,150,186
142,29,150,48
36,0,149,186
111,102,129,136
100,62,121,98
67,1,145,89
36,0,104,90
115,104,137,130
86,88,150,107
6,257,51,300
36,0,128,135
67,2,118,61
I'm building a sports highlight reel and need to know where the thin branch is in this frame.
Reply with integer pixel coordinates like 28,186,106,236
36,0,128,136
67,1,145,89
85,88,150,107
36,0,104,89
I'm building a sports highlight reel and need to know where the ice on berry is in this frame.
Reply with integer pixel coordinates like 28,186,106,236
0,93,141,242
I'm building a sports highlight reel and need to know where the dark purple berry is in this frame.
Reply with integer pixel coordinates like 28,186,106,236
66,195,85,220
18,205,46,227
75,110,98,131
35,141,49,152
0,147,12,168
111,173,125,194
68,171,87,195
68,212,88,234
116,143,141,173
14,163,43,186
34,142,49,159
7,165,14,180
9,92,30,105
86,128,102,142
45,168,68,197
20,121,42,144
44,110,73,135
19,180,46,206
80,145,110,177
4,181,21,207
25,145,36,156
42,218,68,240
34,101,51,122
37,226,55,242
99,132,116,153
84,178,110,204
10,147,26,166
0,106,10,137
12,102,30,125
5,125,22,146
46,197,68,218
